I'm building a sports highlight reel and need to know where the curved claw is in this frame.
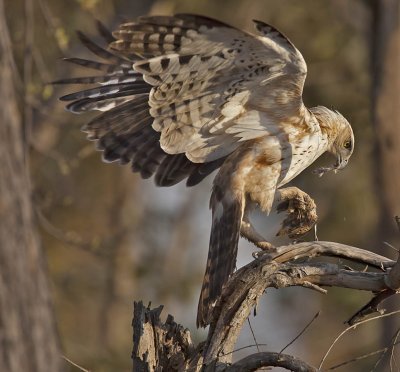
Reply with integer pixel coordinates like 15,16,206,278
254,241,276,251
276,188,317,239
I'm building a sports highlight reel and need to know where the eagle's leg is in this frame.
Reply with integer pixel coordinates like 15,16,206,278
240,208,274,251
275,187,318,239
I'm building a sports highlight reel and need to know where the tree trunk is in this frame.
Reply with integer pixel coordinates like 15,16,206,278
371,0,400,237
0,1,63,371
370,0,400,368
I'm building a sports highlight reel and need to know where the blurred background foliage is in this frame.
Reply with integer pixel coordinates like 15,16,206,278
4,0,399,370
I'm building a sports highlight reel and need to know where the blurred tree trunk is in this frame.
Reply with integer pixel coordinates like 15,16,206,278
370,0,400,366
0,1,63,371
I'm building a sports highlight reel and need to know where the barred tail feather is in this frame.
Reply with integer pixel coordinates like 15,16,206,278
197,186,243,328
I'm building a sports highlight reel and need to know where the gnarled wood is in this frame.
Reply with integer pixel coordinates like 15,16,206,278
226,352,319,372
132,241,400,371
131,301,195,371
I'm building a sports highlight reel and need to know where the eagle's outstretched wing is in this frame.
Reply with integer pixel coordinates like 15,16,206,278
56,15,309,186
112,14,308,163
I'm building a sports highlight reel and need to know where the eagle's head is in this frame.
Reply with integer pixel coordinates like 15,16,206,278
329,111,354,170
310,106,354,176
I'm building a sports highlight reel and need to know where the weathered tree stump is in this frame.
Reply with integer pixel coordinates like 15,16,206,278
131,241,399,371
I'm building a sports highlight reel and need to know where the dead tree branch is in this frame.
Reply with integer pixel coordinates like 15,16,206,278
132,241,400,371
226,352,319,372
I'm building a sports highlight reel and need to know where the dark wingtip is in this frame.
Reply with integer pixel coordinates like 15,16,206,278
95,19,115,43
62,57,80,63
51,78,72,85
59,93,74,101
154,177,181,187
76,30,93,47
252,19,266,30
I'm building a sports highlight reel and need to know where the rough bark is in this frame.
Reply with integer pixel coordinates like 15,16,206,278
131,302,195,372
131,241,399,371
0,1,63,371
226,352,319,372
370,0,400,367
371,0,400,230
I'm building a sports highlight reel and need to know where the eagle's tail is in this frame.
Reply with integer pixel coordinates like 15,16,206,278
197,185,243,328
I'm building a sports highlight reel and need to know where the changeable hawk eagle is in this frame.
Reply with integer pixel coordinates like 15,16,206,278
55,14,354,327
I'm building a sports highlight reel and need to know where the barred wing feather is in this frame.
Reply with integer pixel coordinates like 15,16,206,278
56,15,308,185
110,14,308,162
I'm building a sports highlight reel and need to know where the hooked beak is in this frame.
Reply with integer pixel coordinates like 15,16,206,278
334,155,349,170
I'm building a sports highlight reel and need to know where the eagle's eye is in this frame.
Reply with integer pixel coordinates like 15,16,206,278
344,140,352,150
